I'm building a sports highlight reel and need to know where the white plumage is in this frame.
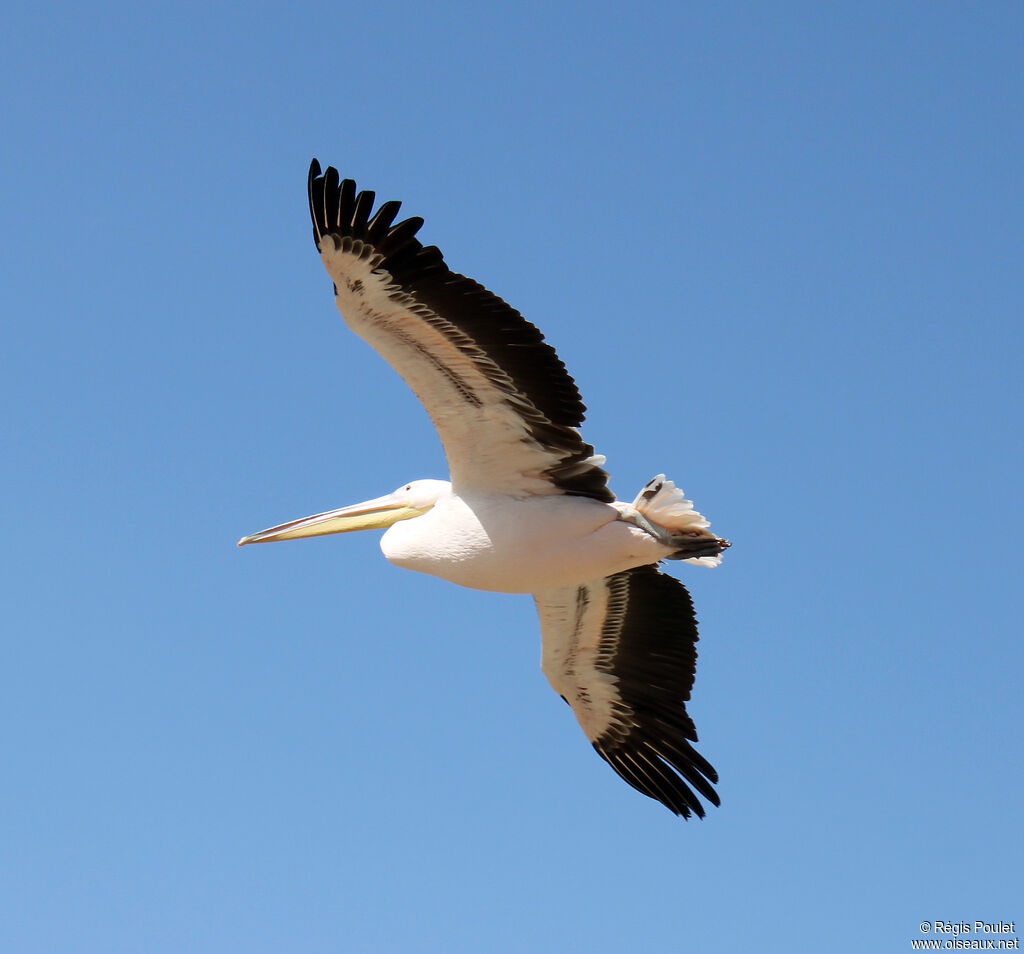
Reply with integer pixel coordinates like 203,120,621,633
239,161,730,817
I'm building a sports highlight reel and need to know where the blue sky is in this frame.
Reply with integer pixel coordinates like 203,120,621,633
3,1,1021,951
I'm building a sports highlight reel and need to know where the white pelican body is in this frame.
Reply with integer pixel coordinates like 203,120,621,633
382,485,670,592
240,162,730,818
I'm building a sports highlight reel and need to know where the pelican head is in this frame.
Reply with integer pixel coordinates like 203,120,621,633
238,479,450,546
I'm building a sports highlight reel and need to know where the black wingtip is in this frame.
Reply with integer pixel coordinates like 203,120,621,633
307,159,325,248
306,161,431,273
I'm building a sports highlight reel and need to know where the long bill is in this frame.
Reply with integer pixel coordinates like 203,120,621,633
237,491,424,546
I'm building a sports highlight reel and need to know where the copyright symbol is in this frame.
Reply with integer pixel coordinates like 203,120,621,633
921,922,931,933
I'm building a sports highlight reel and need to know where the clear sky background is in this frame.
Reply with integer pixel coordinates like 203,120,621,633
3,2,1021,952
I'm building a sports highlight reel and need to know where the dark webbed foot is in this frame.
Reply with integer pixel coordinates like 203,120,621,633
614,503,730,561
664,535,731,561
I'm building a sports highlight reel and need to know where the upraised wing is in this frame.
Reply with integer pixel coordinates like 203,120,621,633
307,160,612,502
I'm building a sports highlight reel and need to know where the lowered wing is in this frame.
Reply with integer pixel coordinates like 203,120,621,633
535,564,720,817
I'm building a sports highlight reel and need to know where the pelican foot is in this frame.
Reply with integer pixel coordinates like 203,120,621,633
663,535,731,561
615,503,730,560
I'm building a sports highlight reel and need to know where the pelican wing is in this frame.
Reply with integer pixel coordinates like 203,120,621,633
535,564,719,817
307,160,613,501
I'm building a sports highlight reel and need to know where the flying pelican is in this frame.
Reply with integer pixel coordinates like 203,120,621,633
239,160,730,817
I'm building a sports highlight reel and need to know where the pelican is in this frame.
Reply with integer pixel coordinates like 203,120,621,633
239,160,730,817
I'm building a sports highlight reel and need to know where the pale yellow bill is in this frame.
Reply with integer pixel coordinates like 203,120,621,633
237,492,423,546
